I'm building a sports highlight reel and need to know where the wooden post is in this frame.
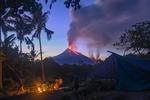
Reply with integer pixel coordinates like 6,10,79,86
0,60,2,89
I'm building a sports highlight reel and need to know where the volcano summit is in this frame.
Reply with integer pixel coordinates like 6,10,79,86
53,48,94,65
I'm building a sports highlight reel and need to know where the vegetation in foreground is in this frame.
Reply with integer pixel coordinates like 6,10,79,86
0,0,150,99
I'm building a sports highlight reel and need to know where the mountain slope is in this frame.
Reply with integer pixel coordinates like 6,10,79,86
53,48,94,65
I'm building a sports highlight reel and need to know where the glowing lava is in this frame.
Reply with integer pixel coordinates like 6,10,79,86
68,44,76,51
68,44,80,55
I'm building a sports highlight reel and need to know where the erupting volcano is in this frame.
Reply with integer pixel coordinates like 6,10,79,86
67,44,80,55
68,44,76,51
53,45,94,65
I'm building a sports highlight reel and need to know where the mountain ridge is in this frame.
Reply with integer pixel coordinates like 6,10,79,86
53,48,94,65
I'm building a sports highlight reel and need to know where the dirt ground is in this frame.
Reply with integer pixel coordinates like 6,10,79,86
87,91,150,100
1,91,150,100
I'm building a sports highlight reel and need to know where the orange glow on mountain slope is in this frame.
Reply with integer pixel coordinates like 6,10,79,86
68,44,76,51
68,44,80,55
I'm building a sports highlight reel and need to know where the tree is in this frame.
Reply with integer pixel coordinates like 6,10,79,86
45,0,81,10
15,15,34,53
2,35,35,91
1,34,22,90
25,37,39,61
0,0,81,85
32,10,54,82
114,21,150,55
0,8,15,48
2,34,16,50
0,51,5,89
0,0,41,48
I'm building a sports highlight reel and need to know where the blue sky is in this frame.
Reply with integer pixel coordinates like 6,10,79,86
21,0,150,60
32,0,95,58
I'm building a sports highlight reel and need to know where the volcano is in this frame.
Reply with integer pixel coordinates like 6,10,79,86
53,48,94,65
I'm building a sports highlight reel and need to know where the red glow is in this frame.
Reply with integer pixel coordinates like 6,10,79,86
68,44,80,55
68,44,76,51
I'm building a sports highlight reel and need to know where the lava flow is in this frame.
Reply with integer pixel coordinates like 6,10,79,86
68,44,76,51
68,44,80,55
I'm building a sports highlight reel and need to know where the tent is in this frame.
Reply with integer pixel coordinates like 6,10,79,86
92,54,116,79
92,52,150,91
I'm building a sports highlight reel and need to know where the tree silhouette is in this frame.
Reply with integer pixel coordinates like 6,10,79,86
114,21,150,55
15,15,33,53
45,0,81,10
0,0,41,48
32,10,54,82
0,10,15,48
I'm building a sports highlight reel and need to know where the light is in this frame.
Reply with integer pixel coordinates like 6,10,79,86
37,87,42,93
68,44,76,51
53,78,63,90
28,78,63,94
36,84,49,93
43,88,46,92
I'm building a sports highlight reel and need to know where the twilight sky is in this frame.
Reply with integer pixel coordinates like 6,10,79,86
27,0,95,59
22,0,150,60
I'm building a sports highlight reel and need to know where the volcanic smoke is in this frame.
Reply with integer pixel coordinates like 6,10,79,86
67,0,150,54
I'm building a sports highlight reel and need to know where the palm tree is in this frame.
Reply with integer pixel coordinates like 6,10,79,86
15,15,33,53
0,9,15,48
32,10,54,82
2,34,16,50
25,37,39,61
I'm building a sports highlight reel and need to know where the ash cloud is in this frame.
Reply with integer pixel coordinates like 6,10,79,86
67,0,150,49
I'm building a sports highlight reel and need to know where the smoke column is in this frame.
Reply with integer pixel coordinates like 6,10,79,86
67,0,150,52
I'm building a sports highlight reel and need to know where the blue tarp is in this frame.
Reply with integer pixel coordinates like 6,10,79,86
91,54,116,79
114,53,150,91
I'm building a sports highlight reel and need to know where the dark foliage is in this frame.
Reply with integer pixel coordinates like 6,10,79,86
46,0,81,10
114,21,150,55
1,36,35,91
0,0,82,92
0,0,42,48
0,0,42,15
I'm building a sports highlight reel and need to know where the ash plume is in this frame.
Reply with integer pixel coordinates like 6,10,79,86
67,0,150,50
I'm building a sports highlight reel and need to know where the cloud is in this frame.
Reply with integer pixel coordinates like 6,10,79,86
67,0,150,49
